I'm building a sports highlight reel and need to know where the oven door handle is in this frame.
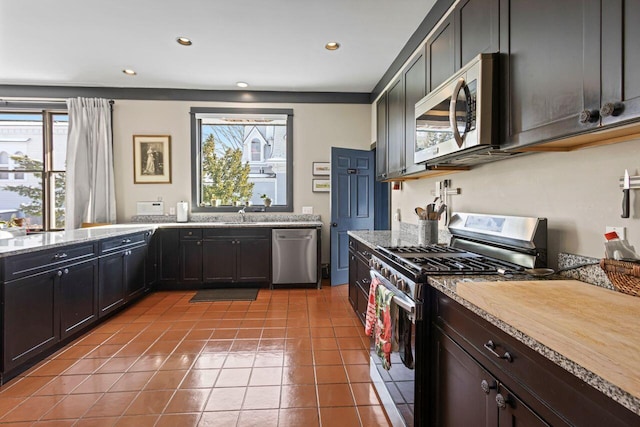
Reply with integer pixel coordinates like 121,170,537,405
369,270,416,315
449,77,467,148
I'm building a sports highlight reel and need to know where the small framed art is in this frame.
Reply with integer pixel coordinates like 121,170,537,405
312,162,330,176
133,135,172,184
312,179,330,192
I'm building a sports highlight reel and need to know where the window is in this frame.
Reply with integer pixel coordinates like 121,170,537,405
0,112,68,230
190,107,293,212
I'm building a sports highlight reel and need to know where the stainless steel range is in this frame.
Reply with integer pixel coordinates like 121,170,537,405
368,212,547,427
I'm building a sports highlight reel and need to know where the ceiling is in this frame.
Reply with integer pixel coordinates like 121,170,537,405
0,0,437,94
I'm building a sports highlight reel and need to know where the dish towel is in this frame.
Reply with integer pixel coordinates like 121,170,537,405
365,276,380,336
374,285,394,370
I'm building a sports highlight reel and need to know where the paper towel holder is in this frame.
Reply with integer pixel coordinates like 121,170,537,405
176,201,189,222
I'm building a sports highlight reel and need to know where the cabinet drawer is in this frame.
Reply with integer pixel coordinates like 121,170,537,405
100,233,147,254
3,243,97,281
203,227,271,239
179,229,202,240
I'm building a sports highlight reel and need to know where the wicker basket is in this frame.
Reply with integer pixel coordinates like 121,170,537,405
599,259,640,297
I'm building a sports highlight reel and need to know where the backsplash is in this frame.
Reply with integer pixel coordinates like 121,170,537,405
557,253,613,291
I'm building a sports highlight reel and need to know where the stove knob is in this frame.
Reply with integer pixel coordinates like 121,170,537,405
381,268,389,278
396,279,406,292
368,259,375,268
390,274,398,285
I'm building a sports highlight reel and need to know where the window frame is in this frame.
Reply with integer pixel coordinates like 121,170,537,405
190,107,294,213
0,109,67,231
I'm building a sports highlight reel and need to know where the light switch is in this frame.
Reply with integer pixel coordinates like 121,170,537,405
169,207,176,215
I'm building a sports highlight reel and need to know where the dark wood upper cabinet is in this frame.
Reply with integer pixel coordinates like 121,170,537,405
426,13,455,93
386,78,405,178
601,0,640,126
375,92,388,181
499,0,602,149
404,50,426,176
454,0,499,69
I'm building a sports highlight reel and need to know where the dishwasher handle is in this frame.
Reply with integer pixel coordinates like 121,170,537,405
275,235,314,240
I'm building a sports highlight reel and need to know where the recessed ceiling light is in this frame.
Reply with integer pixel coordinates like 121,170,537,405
325,42,340,51
176,37,192,46
122,69,137,76
236,81,249,88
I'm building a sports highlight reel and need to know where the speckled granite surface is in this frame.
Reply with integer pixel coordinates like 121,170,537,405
131,213,321,223
348,223,450,248
0,226,155,257
348,229,639,415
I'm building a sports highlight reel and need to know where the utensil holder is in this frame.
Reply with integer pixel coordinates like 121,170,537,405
418,220,438,245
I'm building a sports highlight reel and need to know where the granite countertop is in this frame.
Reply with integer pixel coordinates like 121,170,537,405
0,226,155,257
349,228,639,416
154,221,322,228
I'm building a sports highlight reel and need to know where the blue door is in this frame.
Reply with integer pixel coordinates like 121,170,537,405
330,147,375,285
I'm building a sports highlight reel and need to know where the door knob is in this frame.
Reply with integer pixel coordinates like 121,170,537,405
331,223,338,227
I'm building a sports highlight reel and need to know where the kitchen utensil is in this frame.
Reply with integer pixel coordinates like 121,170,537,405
622,169,630,218
415,207,426,219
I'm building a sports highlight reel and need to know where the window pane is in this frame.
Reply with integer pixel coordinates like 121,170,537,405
199,114,288,207
52,114,68,170
0,172,43,230
49,172,65,229
0,113,44,164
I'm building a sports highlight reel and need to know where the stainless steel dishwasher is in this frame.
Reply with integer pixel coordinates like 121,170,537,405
272,228,318,287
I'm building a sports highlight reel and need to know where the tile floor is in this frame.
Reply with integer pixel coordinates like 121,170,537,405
0,283,392,426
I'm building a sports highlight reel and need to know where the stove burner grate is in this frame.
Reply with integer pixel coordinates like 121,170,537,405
384,245,464,254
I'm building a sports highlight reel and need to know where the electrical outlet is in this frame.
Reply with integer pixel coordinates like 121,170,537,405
606,226,626,240
169,207,176,215
302,206,313,214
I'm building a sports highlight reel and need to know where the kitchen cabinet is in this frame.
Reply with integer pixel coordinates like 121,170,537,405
98,232,148,317
429,288,639,427
375,92,388,181
180,229,203,283
60,259,99,339
600,0,640,127
386,78,405,178
499,0,602,149
157,228,180,284
426,13,455,93
347,236,373,325
203,228,271,283
403,49,426,176
454,0,499,69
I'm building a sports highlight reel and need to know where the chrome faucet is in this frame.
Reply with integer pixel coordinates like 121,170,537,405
237,207,246,222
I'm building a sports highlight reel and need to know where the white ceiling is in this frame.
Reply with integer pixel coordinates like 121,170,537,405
0,0,437,93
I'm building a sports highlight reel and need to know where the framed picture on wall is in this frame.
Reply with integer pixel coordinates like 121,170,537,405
312,179,330,192
133,135,172,184
312,162,330,176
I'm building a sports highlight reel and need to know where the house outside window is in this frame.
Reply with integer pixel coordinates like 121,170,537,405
190,107,293,212
0,112,67,230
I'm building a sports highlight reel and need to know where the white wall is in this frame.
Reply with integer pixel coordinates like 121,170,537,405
391,138,640,267
111,100,372,263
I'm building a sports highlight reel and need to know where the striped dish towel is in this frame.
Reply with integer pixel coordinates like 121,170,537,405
365,275,380,336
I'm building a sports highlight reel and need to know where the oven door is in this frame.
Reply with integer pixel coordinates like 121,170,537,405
369,270,419,427
414,76,475,164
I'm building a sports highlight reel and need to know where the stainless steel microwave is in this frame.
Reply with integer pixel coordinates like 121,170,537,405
414,53,497,165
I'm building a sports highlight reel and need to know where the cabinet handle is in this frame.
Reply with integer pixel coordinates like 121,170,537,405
496,393,507,410
197,241,201,245
57,270,63,277
480,379,496,395
122,239,132,244
53,253,68,259
600,102,624,118
579,109,600,124
63,268,69,275
483,340,513,362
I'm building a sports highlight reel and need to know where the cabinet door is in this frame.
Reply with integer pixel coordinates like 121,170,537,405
386,78,405,178
426,13,455,93
180,240,203,283
98,252,125,318
3,272,60,372
404,50,426,176
60,259,99,339
237,237,271,282
348,252,358,310
203,239,235,282
376,92,388,181
455,0,499,69
497,384,550,427
431,327,497,427
158,229,180,283
145,231,157,289
499,0,601,149
601,0,640,126
125,245,147,301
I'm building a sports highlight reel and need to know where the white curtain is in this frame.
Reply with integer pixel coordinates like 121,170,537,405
65,98,116,230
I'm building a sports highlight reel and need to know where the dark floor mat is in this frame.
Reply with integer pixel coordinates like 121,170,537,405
189,288,259,302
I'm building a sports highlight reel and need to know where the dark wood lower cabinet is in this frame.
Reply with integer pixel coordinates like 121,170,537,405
60,259,99,339
348,237,373,325
203,240,235,282
98,252,125,317
180,239,203,283
236,237,270,282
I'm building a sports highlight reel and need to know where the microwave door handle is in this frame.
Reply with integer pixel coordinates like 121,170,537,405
449,78,466,148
